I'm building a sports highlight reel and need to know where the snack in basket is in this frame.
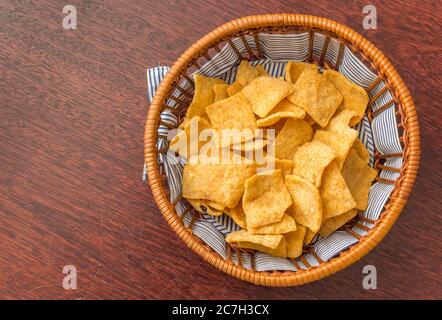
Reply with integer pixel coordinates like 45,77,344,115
170,60,378,259
285,61,318,84
225,230,287,258
287,68,343,127
256,99,305,127
285,175,322,233
268,119,313,160
323,69,369,127
185,74,226,121
242,76,294,117
243,169,292,228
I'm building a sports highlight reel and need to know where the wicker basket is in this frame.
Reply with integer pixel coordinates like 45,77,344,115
144,14,420,286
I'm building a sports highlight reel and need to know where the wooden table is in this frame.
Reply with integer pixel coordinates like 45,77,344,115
0,0,441,299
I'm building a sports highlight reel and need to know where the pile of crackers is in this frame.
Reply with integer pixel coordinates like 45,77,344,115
169,61,377,258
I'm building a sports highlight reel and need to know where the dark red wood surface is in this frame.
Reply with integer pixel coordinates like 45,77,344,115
0,0,441,299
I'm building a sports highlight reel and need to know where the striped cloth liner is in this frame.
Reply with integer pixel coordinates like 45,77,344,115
144,32,404,271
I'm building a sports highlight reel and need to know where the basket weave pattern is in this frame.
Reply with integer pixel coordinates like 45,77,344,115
144,14,420,286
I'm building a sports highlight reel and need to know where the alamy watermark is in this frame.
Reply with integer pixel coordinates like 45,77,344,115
362,5,377,30
62,5,77,30
62,265,77,290
362,264,377,289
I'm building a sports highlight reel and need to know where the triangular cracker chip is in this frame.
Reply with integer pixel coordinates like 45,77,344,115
292,140,336,188
288,68,343,127
226,201,247,229
285,225,307,258
323,69,369,127
206,93,257,130
342,148,378,210
285,175,322,233
314,129,358,169
226,231,287,258
320,161,356,219
268,119,313,160
353,138,370,164
325,109,356,132
236,60,260,86
285,61,318,84
243,170,293,228
242,76,294,118
226,230,282,249
186,74,226,120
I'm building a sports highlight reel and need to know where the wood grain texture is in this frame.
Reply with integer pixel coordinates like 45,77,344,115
0,0,441,299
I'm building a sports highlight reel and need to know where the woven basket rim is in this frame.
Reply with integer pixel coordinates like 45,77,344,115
144,14,421,286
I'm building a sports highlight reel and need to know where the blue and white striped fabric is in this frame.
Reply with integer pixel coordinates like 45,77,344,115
144,32,404,272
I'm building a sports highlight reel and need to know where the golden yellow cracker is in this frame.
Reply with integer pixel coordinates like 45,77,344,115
325,109,356,132
169,116,214,159
285,61,318,84
285,225,306,258
186,74,226,119
288,68,343,127
342,148,378,210
227,82,243,96
285,175,322,233
236,60,260,86
255,64,269,76
226,201,247,229
353,138,370,164
319,209,358,237
213,83,229,102
323,69,369,126
292,140,336,188
226,230,287,257
249,214,297,235
243,170,293,228
268,119,313,160
313,129,358,169
303,227,316,245
206,93,257,131
242,76,294,118
320,161,356,219
241,238,287,258
226,230,282,249
186,199,224,216
256,99,306,127
182,154,256,208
